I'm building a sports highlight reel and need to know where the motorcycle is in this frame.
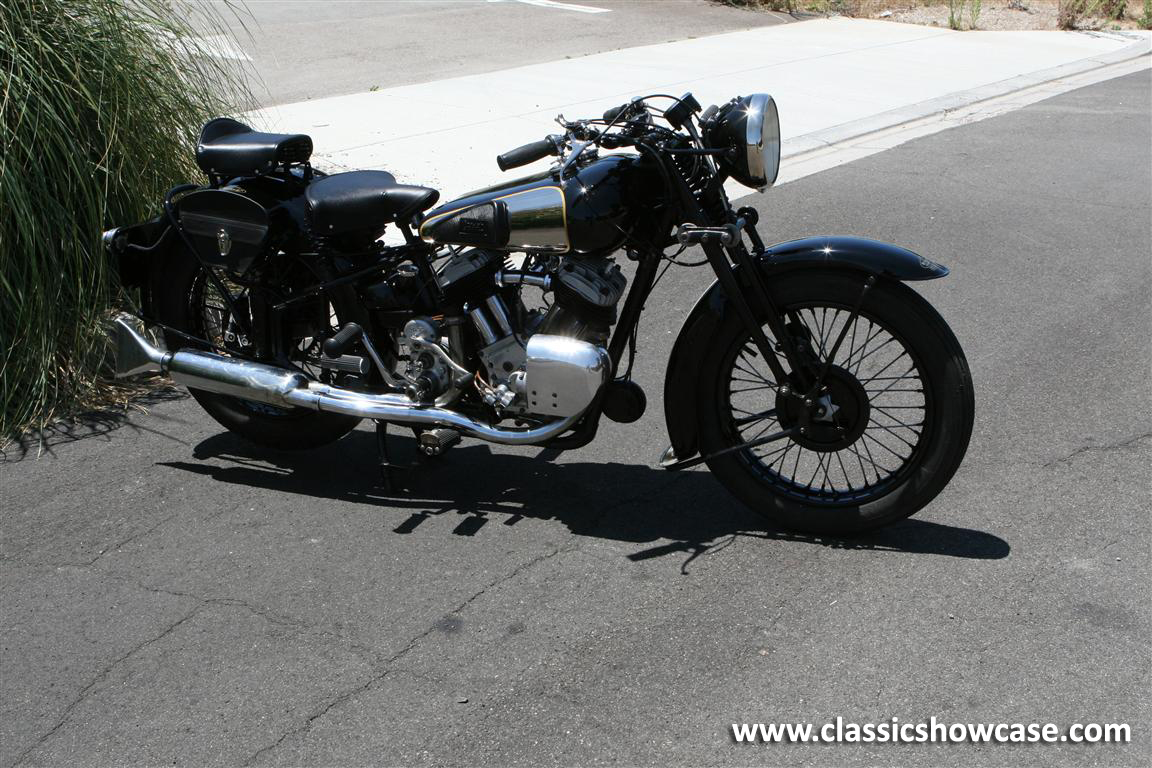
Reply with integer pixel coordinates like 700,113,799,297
105,92,974,534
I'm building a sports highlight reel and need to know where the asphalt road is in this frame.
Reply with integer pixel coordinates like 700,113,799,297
188,0,788,106
2,72,1149,767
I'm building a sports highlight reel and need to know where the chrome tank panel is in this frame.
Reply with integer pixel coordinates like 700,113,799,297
503,186,568,251
419,154,639,256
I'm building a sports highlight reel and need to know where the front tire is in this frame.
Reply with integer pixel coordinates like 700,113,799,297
696,269,974,534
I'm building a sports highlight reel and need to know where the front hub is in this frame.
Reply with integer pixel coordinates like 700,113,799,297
776,365,870,453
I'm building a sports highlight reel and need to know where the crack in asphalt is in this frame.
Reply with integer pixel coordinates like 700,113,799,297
8,603,204,768
102,575,388,672
75,511,183,568
1042,430,1152,468
241,543,576,765
5,570,389,767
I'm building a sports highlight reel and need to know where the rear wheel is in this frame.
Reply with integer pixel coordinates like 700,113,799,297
697,269,974,534
152,247,363,450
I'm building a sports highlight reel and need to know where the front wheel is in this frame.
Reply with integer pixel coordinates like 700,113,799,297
696,269,974,534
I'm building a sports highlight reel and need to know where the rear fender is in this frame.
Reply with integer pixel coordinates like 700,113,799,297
662,236,949,463
103,215,176,314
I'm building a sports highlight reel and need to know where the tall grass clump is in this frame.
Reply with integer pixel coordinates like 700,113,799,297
947,0,982,29
0,0,247,437
1058,0,1129,26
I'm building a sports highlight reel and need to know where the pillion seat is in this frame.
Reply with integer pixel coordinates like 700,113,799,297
195,118,313,178
305,171,440,234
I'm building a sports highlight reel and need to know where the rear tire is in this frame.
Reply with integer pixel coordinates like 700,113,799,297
696,269,974,534
152,247,362,450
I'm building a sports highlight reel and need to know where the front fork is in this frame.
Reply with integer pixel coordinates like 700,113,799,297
681,210,811,391
683,209,872,427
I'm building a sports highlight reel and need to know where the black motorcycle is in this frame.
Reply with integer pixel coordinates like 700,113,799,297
106,92,973,534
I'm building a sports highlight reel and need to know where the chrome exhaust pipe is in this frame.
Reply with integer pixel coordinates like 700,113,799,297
110,315,578,445
113,316,170,378
281,384,580,444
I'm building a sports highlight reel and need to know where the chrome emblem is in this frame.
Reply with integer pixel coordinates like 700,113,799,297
216,228,232,257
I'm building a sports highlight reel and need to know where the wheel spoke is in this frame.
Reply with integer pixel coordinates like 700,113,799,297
871,404,924,429
754,442,792,463
729,384,777,394
744,419,781,443
848,335,898,374
734,408,778,426
865,365,919,398
807,452,825,489
859,435,884,482
844,322,883,373
846,444,874,483
834,450,855,492
856,349,909,384
863,431,908,461
733,358,775,386
867,418,919,450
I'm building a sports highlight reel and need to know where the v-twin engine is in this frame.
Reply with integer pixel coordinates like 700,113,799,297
432,249,625,419
112,316,608,446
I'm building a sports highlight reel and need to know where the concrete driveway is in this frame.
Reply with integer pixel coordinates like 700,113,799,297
1,70,1148,766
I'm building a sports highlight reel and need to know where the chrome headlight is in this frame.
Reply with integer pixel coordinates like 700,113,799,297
705,93,780,192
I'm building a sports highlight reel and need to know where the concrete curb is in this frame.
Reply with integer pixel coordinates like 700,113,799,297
781,35,1152,159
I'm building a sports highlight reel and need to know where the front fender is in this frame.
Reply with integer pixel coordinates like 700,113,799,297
760,235,948,280
662,236,948,463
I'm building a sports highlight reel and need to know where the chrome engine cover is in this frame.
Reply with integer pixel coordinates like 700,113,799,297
520,334,611,417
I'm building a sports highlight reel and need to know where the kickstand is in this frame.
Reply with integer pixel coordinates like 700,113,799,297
375,420,395,492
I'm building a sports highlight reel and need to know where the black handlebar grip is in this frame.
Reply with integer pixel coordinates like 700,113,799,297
323,322,362,358
603,103,628,123
496,139,556,172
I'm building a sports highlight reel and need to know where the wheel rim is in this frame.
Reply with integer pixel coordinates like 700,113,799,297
723,302,931,504
188,266,343,418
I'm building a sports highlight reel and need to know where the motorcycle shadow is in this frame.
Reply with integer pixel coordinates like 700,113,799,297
160,428,1010,563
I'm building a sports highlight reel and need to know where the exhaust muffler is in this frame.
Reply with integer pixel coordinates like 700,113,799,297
110,315,580,445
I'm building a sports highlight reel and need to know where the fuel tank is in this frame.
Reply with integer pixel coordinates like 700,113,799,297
418,154,642,256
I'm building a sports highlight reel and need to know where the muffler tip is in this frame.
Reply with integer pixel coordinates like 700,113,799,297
110,313,168,378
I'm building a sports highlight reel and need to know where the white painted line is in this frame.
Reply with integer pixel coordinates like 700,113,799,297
153,28,252,61
188,34,252,62
489,0,611,13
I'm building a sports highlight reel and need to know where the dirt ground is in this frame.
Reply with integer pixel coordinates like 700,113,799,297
867,0,1149,30
722,0,1150,30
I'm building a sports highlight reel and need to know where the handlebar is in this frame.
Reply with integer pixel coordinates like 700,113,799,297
496,138,558,171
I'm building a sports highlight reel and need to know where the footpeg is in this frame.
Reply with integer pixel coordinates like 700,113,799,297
319,354,370,375
419,428,460,457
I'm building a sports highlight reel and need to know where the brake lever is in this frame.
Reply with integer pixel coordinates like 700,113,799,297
559,140,593,178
